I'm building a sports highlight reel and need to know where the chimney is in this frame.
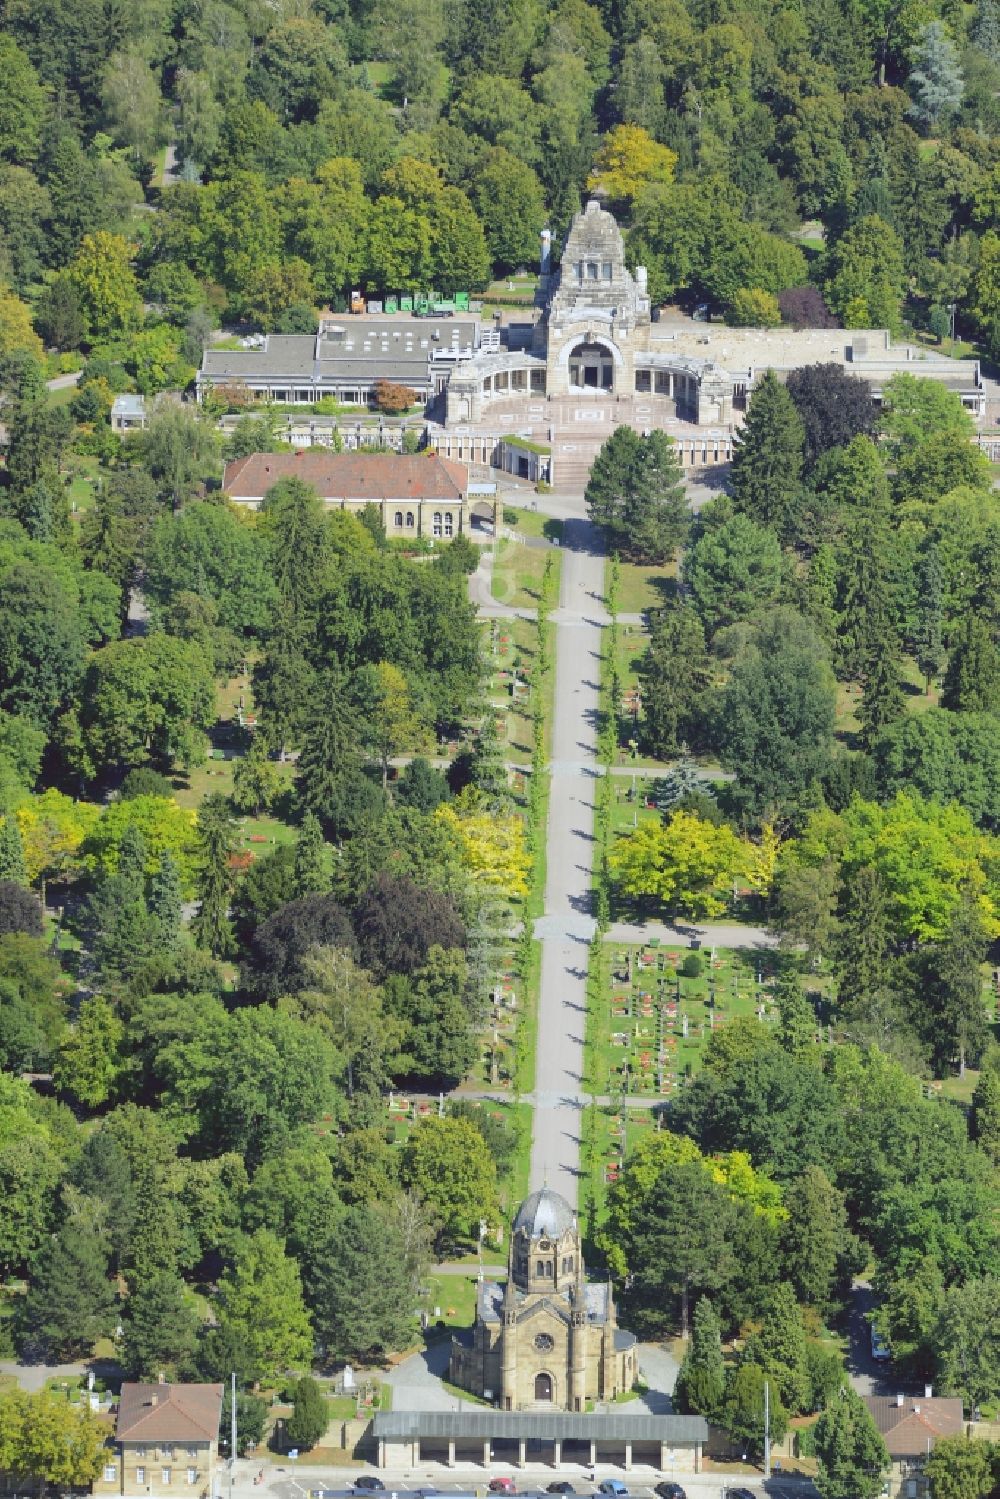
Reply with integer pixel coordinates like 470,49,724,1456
896,1393,905,1407
913,1405,921,1415
925,1385,933,1399
149,1395,159,1407
540,229,552,277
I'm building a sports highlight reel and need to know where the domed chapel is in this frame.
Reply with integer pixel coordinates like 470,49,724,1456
449,1187,637,1411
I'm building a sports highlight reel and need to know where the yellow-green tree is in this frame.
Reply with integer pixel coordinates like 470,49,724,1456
0,287,43,363
587,124,677,207
16,790,101,899
609,810,748,918
67,231,141,336
0,1389,107,1493
435,797,531,897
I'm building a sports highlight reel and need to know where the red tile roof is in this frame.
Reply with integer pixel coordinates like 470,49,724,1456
223,451,469,503
116,1383,223,1443
863,1396,964,1458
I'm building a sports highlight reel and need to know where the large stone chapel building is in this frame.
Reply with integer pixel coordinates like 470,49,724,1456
449,1187,637,1411
443,198,736,430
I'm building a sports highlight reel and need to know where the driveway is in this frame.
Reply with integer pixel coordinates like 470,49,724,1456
384,1340,485,1411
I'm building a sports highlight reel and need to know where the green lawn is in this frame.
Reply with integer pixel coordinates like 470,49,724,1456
505,505,563,545
492,536,561,611
610,556,678,615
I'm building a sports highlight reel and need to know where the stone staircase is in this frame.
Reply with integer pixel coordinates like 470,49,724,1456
550,427,609,492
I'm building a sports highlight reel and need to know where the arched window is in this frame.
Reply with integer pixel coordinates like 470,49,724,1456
545,1261,553,1277
536,1260,545,1277
394,511,403,528
432,511,443,537
444,512,454,537
405,511,415,528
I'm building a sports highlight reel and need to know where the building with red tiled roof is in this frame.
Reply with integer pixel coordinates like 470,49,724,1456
863,1392,966,1499
93,1383,223,1499
222,449,492,540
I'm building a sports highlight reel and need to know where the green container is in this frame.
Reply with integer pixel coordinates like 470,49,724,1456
384,297,398,313
455,291,470,310
399,296,413,311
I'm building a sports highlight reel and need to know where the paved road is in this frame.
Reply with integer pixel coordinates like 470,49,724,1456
45,370,82,392
604,922,777,951
529,515,605,1200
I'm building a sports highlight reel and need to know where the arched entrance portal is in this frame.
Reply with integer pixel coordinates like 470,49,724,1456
534,1372,553,1402
568,340,614,391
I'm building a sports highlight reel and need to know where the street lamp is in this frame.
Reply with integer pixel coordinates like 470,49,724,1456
948,302,957,344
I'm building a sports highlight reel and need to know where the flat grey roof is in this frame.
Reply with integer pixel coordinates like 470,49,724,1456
112,394,146,414
202,336,315,379
372,1412,708,1442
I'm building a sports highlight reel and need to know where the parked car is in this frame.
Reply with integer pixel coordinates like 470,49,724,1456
598,1482,629,1496
655,1485,687,1499
547,1485,577,1493
354,1480,386,1493
870,1328,891,1362
489,1480,517,1494
724,1488,757,1499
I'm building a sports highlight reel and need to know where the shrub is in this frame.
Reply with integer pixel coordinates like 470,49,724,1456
681,952,704,978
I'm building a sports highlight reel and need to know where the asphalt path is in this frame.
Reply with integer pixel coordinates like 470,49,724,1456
529,513,605,1198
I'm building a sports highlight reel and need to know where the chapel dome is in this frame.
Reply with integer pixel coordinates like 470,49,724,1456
513,1186,577,1240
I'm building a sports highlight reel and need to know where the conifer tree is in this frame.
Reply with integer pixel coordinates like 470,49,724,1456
149,851,183,949
121,1270,201,1380
814,1386,890,1499
942,615,1000,713
775,972,817,1055
192,793,236,958
674,1296,726,1417
730,370,805,539
469,713,511,813
858,597,904,749
0,816,27,886
116,824,148,895
18,1217,115,1361
971,1053,1000,1162
294,811,329,896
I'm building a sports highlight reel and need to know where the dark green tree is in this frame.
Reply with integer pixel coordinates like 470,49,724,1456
921,888,990,1076
121,1271,201,1379
468,714,511,813
781,1166,855,1311
304,1203,417,1360
683,511,784,636
219,1389,268,1455
149,852,183,950
192,793,236,958
294,812,329,896
284,1376,329,1450
624,431,690,564
627,1161,741,1337
584,426,642,538
971,1053,1000,1163
857,597,904,750
942,615,1000,714
0,817,27,885
714,609,837,823
775,972,817,1055
673,1296,726,1417
730,370,805,539
834,865,891,1020
743,1283,810,1414
296,677,365,828
813,1386,890,1499
18,1216,115,1361
722,1362,790,1455
639,606,712,757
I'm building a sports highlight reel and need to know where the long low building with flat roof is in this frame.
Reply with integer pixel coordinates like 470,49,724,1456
222,449,496,537
371,1410,709,1472
197,316,480,408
